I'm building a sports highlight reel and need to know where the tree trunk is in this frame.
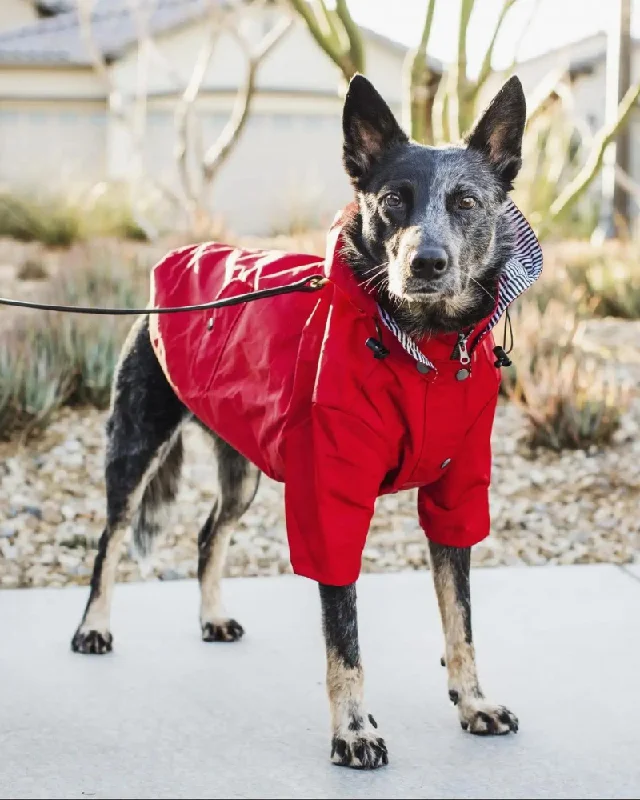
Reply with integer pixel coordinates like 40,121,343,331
594,0,633,240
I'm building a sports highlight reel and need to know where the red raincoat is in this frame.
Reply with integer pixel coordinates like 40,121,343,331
150,214,505,585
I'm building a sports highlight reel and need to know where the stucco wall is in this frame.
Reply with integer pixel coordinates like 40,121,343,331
0,99,107,186
0,0,39,35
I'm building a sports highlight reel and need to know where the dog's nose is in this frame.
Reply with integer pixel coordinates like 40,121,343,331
411,248,449,281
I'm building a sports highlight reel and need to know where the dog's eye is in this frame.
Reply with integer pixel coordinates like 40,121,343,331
382,192,403,209
458,196,477,210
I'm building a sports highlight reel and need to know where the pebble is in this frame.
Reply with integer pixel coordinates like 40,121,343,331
0,340,639,588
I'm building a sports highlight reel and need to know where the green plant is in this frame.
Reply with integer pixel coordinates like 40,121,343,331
0,192,81,247
0,252,146,440
0,187,151,247
501,300,632,451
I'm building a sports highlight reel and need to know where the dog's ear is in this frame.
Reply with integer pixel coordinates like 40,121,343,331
465,75,526,190
343,74,408,185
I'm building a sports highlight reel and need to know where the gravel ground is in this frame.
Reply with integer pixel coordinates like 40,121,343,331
1,394,639,590
1,240,639,588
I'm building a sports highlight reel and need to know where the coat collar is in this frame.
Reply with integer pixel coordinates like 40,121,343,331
325,199,542,371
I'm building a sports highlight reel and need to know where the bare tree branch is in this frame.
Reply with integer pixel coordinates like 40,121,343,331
539,82,640,236
335,0,365,78
505,0,542,74
475,0,516,95
615,164,640,207
288,0,363,82
174,22,220,213
402,0,436,141
203,15,293,182
448,0,475,140
314,0,342,51
288,0,348,77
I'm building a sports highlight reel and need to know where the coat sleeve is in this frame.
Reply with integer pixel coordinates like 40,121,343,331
283,405,391,586
417,393,498,549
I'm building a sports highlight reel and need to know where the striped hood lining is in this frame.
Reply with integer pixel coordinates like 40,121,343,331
377,199,543,370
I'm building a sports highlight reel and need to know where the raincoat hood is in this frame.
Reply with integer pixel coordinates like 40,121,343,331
150,202,542,585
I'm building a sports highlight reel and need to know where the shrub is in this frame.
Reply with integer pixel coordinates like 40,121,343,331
16,257,49,281
539,240,640,320
0,252,146,440
0,192,81,247
500,300,633,451
0,187,150,248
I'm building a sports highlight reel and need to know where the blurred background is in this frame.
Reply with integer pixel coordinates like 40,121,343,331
0,0,638,590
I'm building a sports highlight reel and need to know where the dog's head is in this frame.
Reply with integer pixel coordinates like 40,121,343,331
341,74,527,336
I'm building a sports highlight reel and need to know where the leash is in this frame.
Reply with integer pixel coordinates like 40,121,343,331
0,275,327,316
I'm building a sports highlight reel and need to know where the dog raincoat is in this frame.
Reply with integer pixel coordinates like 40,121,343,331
150,201,542,585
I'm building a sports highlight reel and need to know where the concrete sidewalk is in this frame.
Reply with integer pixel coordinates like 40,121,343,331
1,565,639,799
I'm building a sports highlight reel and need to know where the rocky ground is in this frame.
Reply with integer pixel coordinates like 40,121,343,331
1,238,639,588
1,393,639,589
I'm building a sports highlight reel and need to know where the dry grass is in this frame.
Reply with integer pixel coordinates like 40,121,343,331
1,216,638,447
535,239,640,319
0,248,147,440
501,299,633,451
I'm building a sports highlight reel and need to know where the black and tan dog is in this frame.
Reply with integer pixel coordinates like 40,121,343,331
71,74,536,769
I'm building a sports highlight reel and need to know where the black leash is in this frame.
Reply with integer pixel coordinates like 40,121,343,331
0,274,327,316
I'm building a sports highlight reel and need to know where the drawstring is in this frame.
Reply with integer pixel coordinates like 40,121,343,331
493,309,514,368
366,318,390,360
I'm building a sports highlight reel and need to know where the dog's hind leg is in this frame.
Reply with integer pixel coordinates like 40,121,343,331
429,542,519,735
197,434,260,642
319,583,388,769
71,317,187,654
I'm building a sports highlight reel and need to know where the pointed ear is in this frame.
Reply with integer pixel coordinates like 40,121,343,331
465,75,527,190
342,74,408,185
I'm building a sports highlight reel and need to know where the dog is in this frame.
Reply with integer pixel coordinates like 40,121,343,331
71,74,541,769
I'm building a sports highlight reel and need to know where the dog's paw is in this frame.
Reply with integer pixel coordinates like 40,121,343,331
71,628,113,655
459,700,518,736
331,729,388,770
201,618,244,642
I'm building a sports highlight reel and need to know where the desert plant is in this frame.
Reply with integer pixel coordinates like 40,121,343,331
534,240,640,320
0,192,81,247
501,300,633,451
0,252,146,440
0,188,151,247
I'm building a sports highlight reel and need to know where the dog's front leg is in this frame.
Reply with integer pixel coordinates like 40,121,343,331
429,542,519,735
319,583,388,769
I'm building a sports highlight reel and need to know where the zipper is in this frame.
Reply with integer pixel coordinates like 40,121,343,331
451,331,471,365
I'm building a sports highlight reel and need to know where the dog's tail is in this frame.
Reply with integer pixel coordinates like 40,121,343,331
130,433,184,561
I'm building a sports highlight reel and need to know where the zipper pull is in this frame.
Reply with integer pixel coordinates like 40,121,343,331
452,332,471,365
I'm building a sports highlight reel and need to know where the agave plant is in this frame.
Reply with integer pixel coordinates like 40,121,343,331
501,299,633,451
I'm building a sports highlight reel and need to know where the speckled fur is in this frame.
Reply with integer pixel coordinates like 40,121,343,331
70,74,526,768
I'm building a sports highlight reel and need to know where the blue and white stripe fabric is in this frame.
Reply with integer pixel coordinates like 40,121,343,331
377,305,436,369
377,199,542,371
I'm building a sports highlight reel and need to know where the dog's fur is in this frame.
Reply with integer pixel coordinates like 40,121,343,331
71,74,526,768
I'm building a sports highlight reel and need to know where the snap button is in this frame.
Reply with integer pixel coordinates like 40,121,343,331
441,458,451,469
456,368,470,381
416,362,430,374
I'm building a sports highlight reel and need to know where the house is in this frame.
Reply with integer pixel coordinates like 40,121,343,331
0,0,420,234
506,32,640,184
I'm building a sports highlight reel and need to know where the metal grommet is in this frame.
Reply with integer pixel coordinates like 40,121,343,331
416,362,430,374
455,368,470,381
441,458,451,469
